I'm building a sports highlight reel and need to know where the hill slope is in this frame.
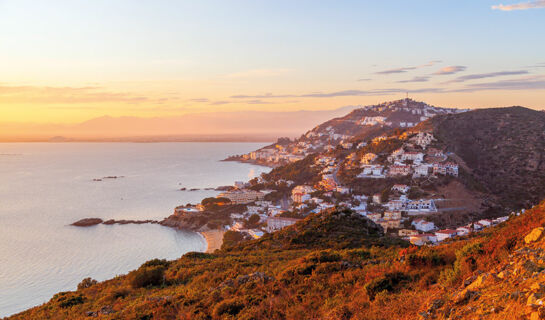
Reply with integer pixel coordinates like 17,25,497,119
12,202,545,320
428,106,545,210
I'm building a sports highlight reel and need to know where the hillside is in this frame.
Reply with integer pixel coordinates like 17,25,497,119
11,202,545,320
427,106,545,210
228,99,465,166
8,102,545,320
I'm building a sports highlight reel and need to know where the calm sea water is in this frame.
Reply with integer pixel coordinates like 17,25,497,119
0,142,270,317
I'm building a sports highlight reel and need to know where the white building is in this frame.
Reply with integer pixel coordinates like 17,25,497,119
391,184,410,193
266,217,301,232
456,226,471,236
413,164,431,177
435,229,458,242
406,199,437,214
358,165,385,178
412,219,436,232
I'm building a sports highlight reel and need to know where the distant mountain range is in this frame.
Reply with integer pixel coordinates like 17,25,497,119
0,106,359,142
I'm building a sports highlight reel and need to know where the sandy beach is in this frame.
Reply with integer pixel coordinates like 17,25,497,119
200,229,225,253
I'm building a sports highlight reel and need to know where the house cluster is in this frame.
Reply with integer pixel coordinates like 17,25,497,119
353,133,459,179
243,145,306,165
407,216,509,246
292,185,315,203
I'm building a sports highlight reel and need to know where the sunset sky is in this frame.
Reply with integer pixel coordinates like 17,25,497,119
1,0,544,130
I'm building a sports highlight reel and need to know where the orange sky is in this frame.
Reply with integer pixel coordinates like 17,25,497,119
1,1,544,137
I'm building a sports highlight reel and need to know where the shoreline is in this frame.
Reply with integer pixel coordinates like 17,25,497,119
199,229,226,253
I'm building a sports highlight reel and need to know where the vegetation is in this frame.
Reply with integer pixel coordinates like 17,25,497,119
10,202,545,319
430,107,545,211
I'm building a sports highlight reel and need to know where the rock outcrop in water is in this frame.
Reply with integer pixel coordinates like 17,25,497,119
71,218,103,227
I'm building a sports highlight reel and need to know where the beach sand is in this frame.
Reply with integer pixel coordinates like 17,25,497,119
200,229,225,253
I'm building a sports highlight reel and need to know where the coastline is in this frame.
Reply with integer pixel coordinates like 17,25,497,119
199,229,226,253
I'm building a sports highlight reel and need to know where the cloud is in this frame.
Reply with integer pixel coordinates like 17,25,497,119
433,66,467,75
375,60,441,75
230,93,297,99
375,67,416,75
245,99,275,104
224,68,292,79
397,76,430,83
456,75,545,91
357,78,372,82
0,85,151,104
445,70,529,83
189,98,210,103
210,100,231,105
492,0,545,11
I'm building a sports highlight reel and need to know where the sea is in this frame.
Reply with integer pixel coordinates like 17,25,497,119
0,142,271,317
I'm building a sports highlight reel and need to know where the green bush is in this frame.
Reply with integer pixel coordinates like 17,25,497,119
77,277,97,290
129,265,166,289
213,298,245,317
364,272,411,300
53,293,85,308
141,258,170,268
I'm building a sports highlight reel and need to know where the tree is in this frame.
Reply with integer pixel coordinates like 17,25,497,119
381,188,391,203
77,277,97,290
221,230,246,249
245,214,261,228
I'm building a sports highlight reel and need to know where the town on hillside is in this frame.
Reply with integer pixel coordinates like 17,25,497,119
174,99,511,247
225,99,467,167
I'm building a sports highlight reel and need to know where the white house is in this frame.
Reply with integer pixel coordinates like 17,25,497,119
435,229,458,242
413,164,431,178
406,199,437,215
391,184,410,193
412,219,436,232
456,226,471,236
478,219,493,227
402,152,424,163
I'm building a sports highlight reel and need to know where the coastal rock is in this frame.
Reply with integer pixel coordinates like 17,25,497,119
71,218,103,227
526,228,544,244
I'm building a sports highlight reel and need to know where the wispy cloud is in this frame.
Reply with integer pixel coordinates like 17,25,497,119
397,76,430,83
210,100,231,105
231,93,297,99
375,67,417,75
457,75,545,91
492,0,545,11
224,68,292,79
0,85,151,104
357,78,372,82
375,60,441,75
189,98,210,103
433,65,467,75
445,70,529,83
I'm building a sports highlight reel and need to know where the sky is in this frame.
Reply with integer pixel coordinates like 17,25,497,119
0,0,544,129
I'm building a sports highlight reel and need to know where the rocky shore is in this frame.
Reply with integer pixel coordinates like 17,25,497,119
71,218,159,227
72,214,226,251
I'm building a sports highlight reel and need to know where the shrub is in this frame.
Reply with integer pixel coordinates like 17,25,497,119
304,250,341,263
406,248,447,267
141,258,170,268
213,298,245,317
77,277,97,290
244,214,261,228
129,265,166,289
53,293,85,308
183,252,215,260
364,272,411,300
222,230,247,249
439,242,483,286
